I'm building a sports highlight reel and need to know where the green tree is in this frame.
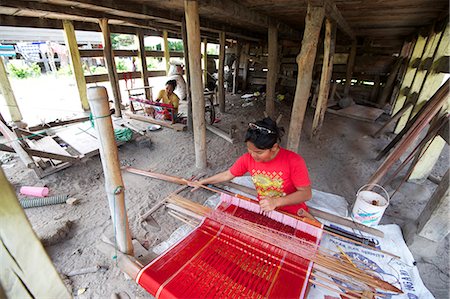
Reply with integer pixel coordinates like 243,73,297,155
168,40,184,52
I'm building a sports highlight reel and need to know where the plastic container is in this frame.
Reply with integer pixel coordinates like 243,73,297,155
19,186,49,198
351,184,389,227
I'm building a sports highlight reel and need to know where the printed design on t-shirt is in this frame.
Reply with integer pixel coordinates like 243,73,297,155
251,169,285,198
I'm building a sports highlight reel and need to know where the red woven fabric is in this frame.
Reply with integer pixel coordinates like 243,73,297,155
137,202,320,298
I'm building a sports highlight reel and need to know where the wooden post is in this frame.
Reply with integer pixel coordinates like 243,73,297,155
286,4,324,152
62,20,89,111
416,169,449,241
136,30,151,100
369,75,381,102
242,43,250,91
163,30,170,74
181,17,193,131
266,21,278,119
376,58,402,107
98,18,122,117
87,86,133,255
218,31,226,113
311,18,336,138
232,42,241,94
184,0,207,169
203,38,208,89
0,57,23,123
343,40,356,98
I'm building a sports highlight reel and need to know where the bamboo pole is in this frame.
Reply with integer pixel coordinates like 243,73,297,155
184,0,207,169
136,30,151,100
218,31,226,113
311,18,335,138
232,42,241,94
287,4,324,152
62,20,89,111
343,40,356,98
181,17,193,131
87,87,133,255
163,30,170,74
266,21,278,119
0,57,24,124
203,38,208,89
98,18,122,117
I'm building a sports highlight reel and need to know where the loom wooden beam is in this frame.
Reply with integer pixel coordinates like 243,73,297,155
416,169,449,241
163,30,170,74
218,31,226,113
98,18,122,117
136,30,151,101
181,16,193,131
266,21,278,119
62,20,89,111
287,3,324,152
0,58,23,123
343,40,356,98
311,18,336,139
184,0,207,169
87,87,133,255
232,42,242,95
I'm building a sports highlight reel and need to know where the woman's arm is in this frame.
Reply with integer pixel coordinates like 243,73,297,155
259,186,312,212
198,170,235,185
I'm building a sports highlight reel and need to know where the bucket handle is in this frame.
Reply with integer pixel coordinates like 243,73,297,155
357,184,390,203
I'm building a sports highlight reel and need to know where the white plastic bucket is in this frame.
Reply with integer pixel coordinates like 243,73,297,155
351,184,389,226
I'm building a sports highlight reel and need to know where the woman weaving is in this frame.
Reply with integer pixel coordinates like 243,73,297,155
194,117,312,216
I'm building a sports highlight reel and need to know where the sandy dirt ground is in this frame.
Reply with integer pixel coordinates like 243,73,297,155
1,76,448,298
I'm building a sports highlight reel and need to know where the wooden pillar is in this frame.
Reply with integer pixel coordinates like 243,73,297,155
136,30,151,100
98,18,122,117
0,169,71,299
286,4,324,152
181,17,193,131
62,20,89,111
376,58,402,107
266,21,278,119
184,0,207,169
0,57,23,123
218,31,226,113
242,43,250,91
232,42,241,94
343,40,356,97
203,38,208,89
311,18,336,138
417,169,449,241
87,87,133,255
369,75,381,102
163,30,170,74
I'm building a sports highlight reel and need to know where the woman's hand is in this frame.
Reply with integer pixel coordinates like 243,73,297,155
182,179,203,191
259,196,279,212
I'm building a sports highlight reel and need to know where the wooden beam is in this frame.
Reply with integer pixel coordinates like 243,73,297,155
62,20,89,111
343,40,356,97
0,143,81,163
241,43,250,91
163,30,170,75
376,58,402,107
232,42,242,95
181,16,193,131
136,30,151,100
203,38,208,89
0,118,35,169
98,18,122,117
0,58,23,122
218,31,226,113
87,87,133,255
266,21,278,119
206,125,235,144
85,71,166,84
287,4,324,152
372,102,414,138
323,0,355,40
311,18,336,138
184,0,207,169
417,169,449,241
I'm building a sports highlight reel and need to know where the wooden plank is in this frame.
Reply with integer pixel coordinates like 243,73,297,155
62,20,89,111
266,21,278,119
79,49,185,58
184,0,207,168
323,0,355,40
163,30,170,74
0,57,22,122
327,105,384,122
28,116,90,131
26,136,72,163
311,18,336,138
0,119,35,168
0,144,80,163
85,70,166,84
218,31,226,113
56,124,100,154
206,125,235,144
0,169,71,298
376,57,402,107
125,112,186,132
286,4,324,152
98,18,122,117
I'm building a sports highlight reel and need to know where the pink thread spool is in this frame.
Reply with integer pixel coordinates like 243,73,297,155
20,186,49,197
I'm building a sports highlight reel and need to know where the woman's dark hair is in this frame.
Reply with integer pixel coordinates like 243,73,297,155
245,117,284,149
166,79,177,89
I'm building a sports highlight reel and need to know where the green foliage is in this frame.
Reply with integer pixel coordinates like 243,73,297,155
57,65,73,76
146,57,163,70
111,34,135,50
8,62,41,79
116,59,128,72
86,65,107,75
168,40,184,52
